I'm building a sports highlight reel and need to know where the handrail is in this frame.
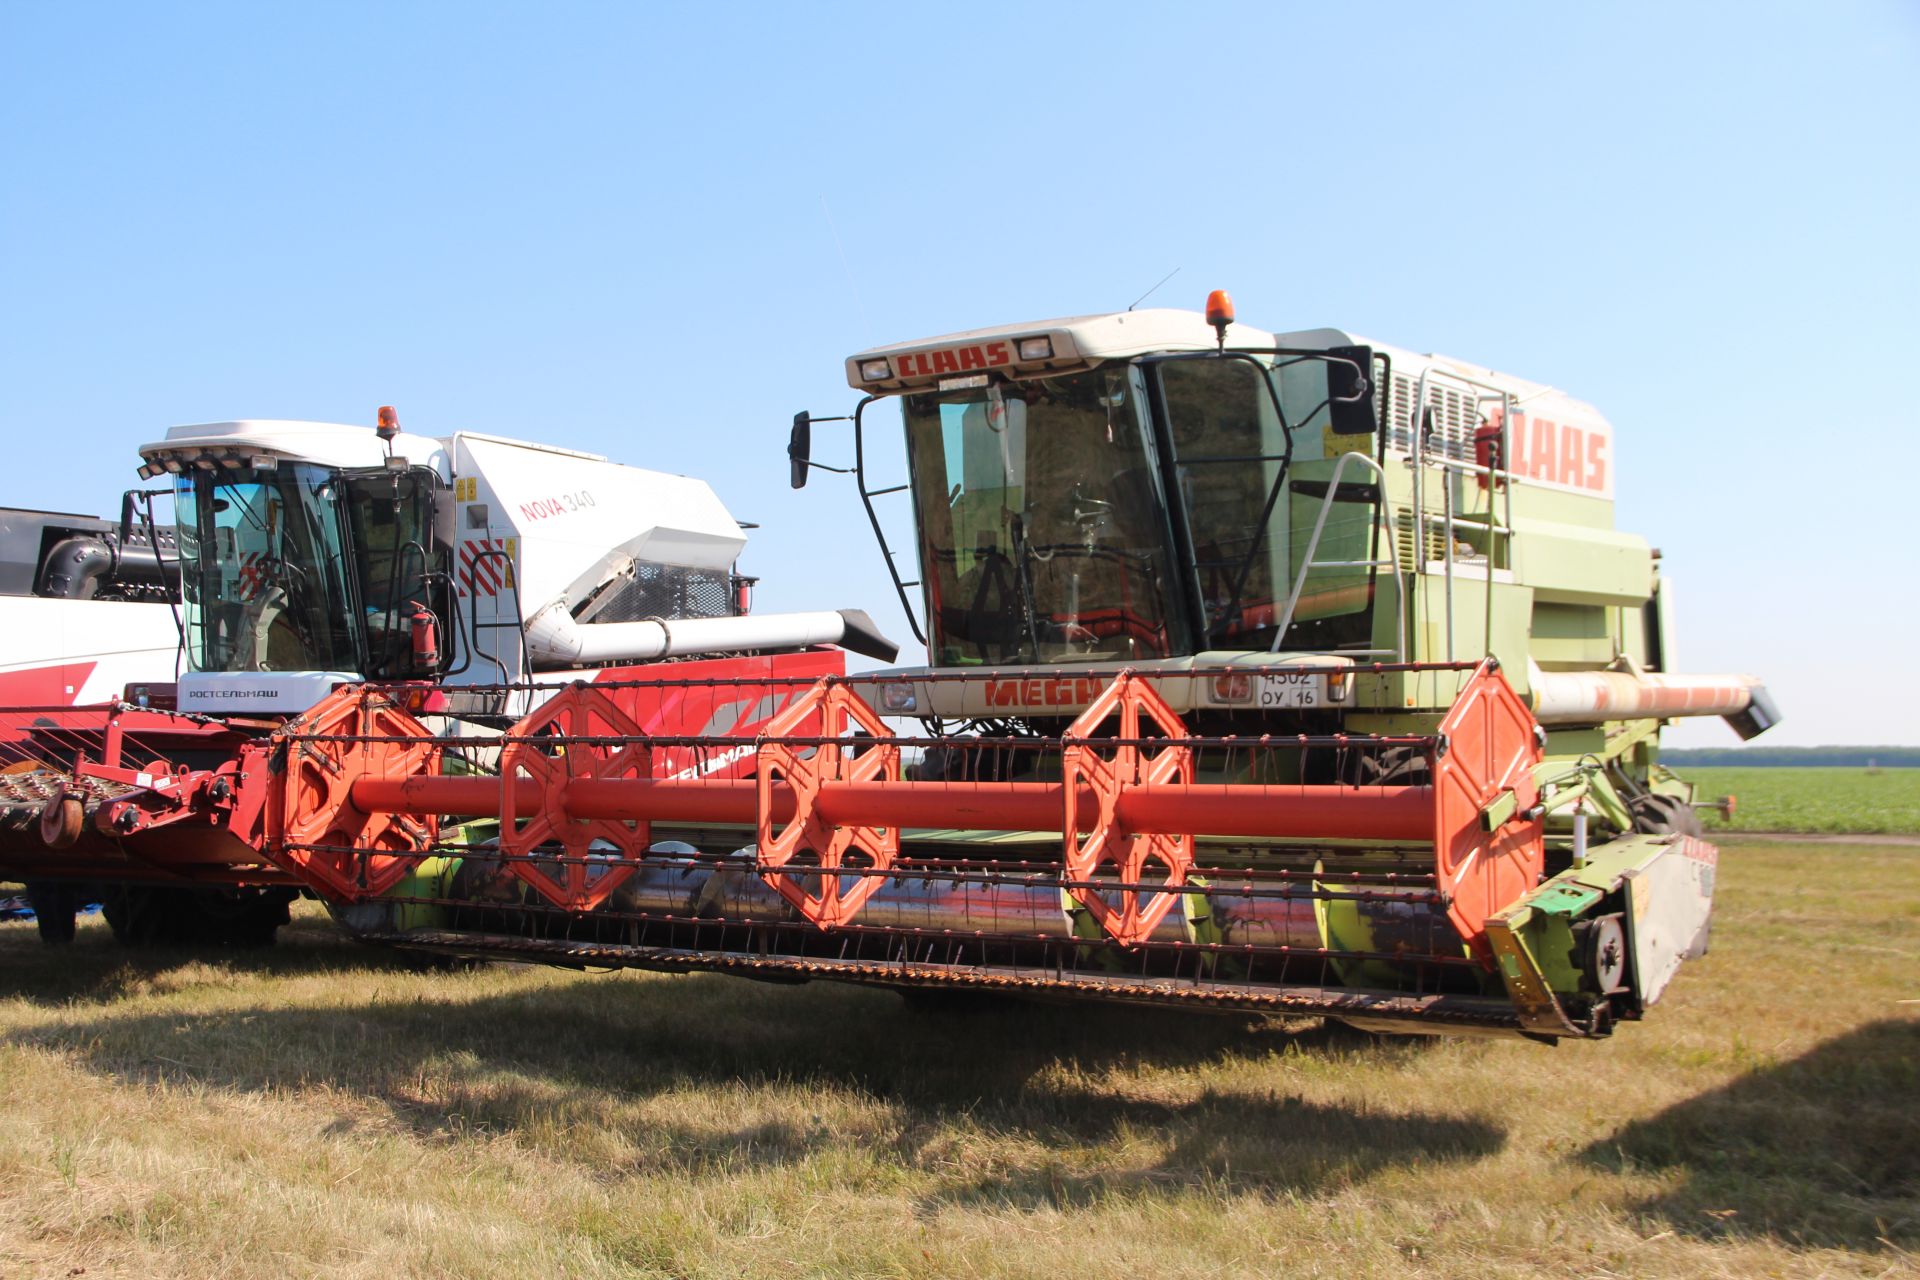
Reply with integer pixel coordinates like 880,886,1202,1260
1269,452,1405,662
1405,364,1519,660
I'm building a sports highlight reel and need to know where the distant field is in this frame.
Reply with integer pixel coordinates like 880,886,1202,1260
1682,766,1920,835
2,839,1917,1279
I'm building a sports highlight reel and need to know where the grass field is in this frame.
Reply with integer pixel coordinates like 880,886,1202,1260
1685,766,1920,835
1,839,1916,1279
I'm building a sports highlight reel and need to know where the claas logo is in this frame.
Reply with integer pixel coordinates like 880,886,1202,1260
893,342,1014,379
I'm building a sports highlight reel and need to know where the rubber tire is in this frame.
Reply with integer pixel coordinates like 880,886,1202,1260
24,881,80,947
1629,792,1705,838
101,886,294,948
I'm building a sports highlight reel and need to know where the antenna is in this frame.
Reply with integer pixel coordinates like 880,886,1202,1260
820,195,870,331
1126,266,1180,312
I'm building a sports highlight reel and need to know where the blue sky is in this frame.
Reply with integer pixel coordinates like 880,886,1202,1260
2,2,1914,745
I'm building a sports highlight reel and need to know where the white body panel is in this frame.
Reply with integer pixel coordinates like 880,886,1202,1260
1279,328,1618,505
0,596,180,703
143,420,453,479
178,670,360,714
446,432,750,682
1624,835,1718,1005
449,433,743,609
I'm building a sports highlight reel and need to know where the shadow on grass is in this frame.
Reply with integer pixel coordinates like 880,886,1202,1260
0,914,427,1006
2,924,1494,1202
1583,1018,1920,1251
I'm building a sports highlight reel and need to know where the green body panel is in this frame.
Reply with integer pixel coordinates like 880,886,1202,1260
1485,831,1697,1039
387,857,461,931
1305,438,1653,725
1509,516,1653,607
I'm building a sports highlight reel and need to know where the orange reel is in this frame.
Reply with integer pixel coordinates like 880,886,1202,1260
756,679,900,928
276,686,440,900
1061,672,1195,947
498,683,654,913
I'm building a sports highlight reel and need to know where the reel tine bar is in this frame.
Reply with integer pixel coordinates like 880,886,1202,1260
1061,671,1195,946
755,679,901,928
498,682,653,912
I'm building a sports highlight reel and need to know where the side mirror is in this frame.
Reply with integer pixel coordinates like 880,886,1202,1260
118,490,138,548
1326,345,1377,436
788,412,812,489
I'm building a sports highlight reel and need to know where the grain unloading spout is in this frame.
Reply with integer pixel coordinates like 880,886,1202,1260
523,602,898,665
1528,661,1780,740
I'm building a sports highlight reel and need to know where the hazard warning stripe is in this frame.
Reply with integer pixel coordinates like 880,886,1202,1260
458,539,509,597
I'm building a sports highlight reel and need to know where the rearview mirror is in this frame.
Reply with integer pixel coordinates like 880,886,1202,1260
788,412,812,489
1326,345,1377,436
118,490,137,548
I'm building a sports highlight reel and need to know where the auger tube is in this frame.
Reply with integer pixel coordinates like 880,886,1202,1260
523,603,898,666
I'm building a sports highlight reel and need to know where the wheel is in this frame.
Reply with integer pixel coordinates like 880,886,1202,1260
1341,744,1432,788
1577,912,1630,994
23,881,80,946
38,791,84,849
100,885,295,948
1629,792,1705,837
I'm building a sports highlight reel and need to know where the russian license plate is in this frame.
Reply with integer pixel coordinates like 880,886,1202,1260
1257,672,1322,708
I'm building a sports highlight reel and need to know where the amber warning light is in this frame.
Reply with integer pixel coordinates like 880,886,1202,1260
1205,289,1235,349
376,405,400,442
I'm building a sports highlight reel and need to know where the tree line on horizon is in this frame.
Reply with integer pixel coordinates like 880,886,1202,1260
1662,746,1920,768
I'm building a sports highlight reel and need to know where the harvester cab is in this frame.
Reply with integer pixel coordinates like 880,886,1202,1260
135,417,897,717
143,422,453,704
823,303,1776,746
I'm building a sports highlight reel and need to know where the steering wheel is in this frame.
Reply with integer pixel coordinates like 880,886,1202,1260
240,553,308,602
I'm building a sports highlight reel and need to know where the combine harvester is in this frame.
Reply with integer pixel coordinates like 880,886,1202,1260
0,501,179,707
0,412,893,944
1,500,183,939
0,296,1774,1040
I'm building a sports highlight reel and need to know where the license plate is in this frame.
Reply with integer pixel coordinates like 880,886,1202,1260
1257,673,1322,709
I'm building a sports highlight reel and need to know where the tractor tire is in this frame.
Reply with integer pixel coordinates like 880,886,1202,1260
23,881,80,947
1340,744,1432,788
1629,792,1705,838
101,886,295,948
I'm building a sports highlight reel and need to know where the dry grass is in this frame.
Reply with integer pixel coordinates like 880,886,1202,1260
2,841,1916,1279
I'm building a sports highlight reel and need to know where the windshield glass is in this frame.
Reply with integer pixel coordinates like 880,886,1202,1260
1160,356,1377,651
175,464,361,674
904,366,1191,665
342,469,444,679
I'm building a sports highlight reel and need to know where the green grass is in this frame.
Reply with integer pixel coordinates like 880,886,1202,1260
1683,766,1920,835
2,840,1917,1278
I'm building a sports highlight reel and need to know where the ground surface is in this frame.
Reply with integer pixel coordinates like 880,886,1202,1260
1,836,1915,1279
1691,766,1920,835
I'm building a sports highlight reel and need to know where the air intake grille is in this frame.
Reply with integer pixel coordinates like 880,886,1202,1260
1393,510,1451,569
577,564,735,624
1386,373,1481,460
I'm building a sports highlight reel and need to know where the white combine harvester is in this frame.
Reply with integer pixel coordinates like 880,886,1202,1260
135,412,891,713
1,409,893,943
